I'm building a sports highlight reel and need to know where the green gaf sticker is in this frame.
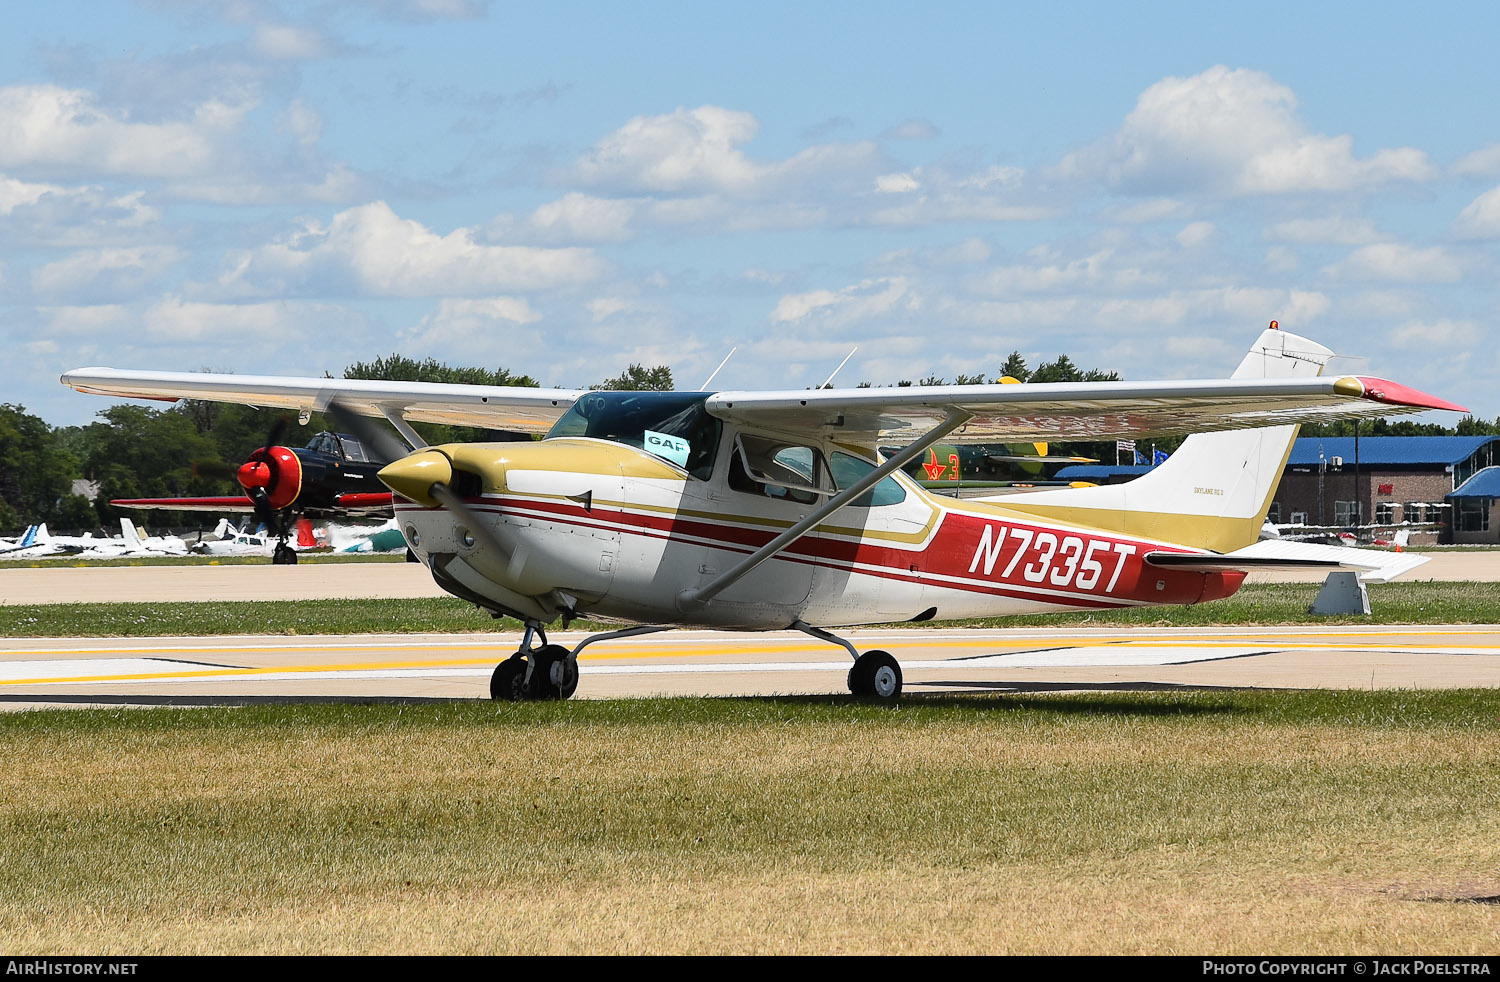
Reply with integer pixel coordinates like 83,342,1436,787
644,428,690,468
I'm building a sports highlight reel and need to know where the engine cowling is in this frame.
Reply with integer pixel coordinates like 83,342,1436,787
236,446,302,510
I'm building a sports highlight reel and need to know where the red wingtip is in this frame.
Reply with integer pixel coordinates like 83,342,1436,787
1353,376,1468,413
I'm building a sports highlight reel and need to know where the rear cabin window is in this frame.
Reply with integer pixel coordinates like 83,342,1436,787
829,452,907,508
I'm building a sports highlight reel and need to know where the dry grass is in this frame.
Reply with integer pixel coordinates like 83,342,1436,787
1,693,1497,954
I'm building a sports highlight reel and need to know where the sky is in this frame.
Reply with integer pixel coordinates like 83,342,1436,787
5,0,1499,428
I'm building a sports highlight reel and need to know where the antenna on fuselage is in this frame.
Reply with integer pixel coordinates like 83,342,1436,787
700,347,738,390
819,347,858,389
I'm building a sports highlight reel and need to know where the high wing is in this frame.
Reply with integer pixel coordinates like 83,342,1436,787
61,368,587,434
62,368,1461,443
705,375,1464,443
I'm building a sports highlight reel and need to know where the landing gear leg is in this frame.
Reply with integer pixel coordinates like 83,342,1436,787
792,621,903,701
487,623,672,702
489,621,579,702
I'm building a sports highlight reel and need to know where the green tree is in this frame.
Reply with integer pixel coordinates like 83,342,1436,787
343,354,542,446
996,351,1031,383
593,364,675,391
0,404,81,531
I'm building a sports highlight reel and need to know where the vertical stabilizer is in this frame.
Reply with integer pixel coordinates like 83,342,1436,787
992,327,1332,553
120,517,144,551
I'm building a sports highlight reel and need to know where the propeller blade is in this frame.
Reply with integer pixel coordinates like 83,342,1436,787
429,481,511,558
323,398,412,468
192,459,239,481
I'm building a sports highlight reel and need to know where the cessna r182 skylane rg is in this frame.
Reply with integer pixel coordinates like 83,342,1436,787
62,325,1465,701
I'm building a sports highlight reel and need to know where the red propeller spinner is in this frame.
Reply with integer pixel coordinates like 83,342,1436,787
236,445,303,511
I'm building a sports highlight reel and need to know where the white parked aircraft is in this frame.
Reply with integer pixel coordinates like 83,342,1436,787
63,325,1465,700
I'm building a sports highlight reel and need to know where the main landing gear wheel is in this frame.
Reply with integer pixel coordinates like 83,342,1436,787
271,541,297,565
848,650,902,700
490,654,527,702
526,644,579,700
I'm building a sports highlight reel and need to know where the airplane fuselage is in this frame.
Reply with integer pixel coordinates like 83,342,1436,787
394,434,1241,631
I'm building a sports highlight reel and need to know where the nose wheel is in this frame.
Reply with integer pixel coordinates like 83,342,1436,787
489,623,579,701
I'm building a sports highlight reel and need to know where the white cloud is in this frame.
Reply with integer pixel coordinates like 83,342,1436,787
141,296,355,342
215,201,607,298
770,277,918,328
31,246,181,300
1386,319,1482,350
1266,216,1381,244
0,84,231,178
0,178,160,246
1263,246,1299,275
586,297,639,322
949,286,1329,331
1176,221,1215,248
1453,186,1500,239
527,193,636,243
875,172,920,193
401,297,543,352
41,304,132,337
250,24,329,60
1454,144,1500,178
971,249,1158,295
1322,243,1464,283
569,105,881,195
1058,66,1433,195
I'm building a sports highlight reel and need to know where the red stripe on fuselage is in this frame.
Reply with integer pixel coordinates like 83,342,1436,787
396,493,1243,610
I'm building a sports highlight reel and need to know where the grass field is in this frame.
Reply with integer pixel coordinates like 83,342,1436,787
1,692,1497,954
3,580,1498,637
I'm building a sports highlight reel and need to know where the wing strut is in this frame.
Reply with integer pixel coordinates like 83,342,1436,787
378,406,428,450
677,408,974,610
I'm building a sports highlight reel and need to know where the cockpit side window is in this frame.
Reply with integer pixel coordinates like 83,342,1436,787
334,434,369,463
728,434,834,504
546,391,720,480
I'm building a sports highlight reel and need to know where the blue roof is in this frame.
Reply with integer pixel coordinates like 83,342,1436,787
1449,467,1500,499
1287,436,1499,467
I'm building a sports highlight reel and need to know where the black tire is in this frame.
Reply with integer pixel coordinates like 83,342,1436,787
847,649,902,700
272,542,297,565
490,654,527,702
526,644,578,700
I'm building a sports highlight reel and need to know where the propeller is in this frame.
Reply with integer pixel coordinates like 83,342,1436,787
321,399,413,468
238,415,291,539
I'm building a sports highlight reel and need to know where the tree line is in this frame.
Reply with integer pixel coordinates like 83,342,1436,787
3,352,1496,533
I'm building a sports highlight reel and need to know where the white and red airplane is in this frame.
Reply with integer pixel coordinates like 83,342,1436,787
62,324,1465,701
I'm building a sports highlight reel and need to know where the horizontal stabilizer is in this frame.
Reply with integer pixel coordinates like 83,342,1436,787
1145,539,1430,583
1143,552,1344,572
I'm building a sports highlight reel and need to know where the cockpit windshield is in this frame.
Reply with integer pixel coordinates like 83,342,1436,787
545,390,721,479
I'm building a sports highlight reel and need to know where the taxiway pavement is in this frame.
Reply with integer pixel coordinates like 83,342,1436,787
4,625,1500,709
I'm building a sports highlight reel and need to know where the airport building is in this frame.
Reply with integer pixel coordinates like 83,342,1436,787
1053,435,1500,545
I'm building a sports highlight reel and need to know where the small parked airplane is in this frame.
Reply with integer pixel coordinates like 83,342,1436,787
63,324,1465,700
109,428,395,564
